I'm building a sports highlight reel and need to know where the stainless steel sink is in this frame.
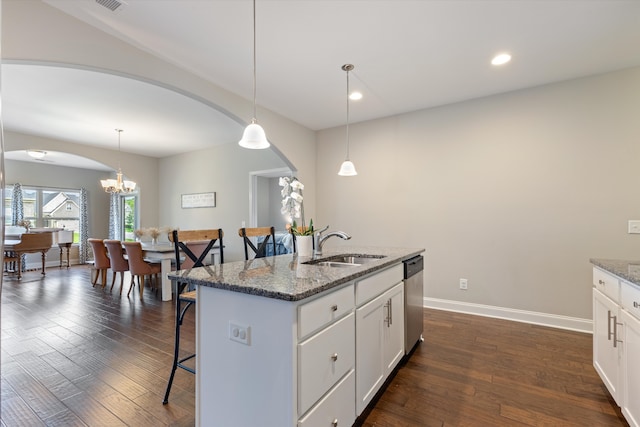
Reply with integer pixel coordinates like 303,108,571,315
303,254,386,267
312,261,359,268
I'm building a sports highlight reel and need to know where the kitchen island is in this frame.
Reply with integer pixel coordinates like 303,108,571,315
590,259,640,427
169,246,424,427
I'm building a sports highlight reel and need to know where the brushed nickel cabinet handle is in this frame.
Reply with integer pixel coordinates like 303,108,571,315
331,353,338,362
331,419,338,427
330,304,338,312
634,301,639,309
607,310,614,341
613,316,623,348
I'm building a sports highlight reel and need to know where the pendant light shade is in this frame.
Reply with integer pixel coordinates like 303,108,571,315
239,119,270,149
338,160,357,176
239,0,270,149
338,64,357,176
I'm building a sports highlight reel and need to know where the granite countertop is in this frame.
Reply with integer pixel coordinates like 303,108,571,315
590,258,640,287
168,246,424,302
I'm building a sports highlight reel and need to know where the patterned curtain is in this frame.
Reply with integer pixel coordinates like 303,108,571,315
11,183,26,271
11,183,23,225
79,188,90,263
108,193,121,240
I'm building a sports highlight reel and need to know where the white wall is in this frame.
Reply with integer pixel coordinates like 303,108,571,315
317,67,640,321
158,142,287,262
1,0,317,218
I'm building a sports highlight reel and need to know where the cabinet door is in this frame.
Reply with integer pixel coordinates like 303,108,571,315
383,282,405,374
593,288,621,403
355,293,386,415
622,310,640,427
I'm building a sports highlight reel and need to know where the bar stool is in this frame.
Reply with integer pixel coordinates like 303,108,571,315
163,228,224,404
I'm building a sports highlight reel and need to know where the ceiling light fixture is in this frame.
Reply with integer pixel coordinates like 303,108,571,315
349,91,363,101
491,53,512,66
27,150,47,159
338,64,358,177
101,129,136,194
238,0,270,150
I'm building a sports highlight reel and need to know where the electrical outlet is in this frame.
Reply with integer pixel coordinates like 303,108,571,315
629,220,640,234
459,278,468,290
229,321,251,345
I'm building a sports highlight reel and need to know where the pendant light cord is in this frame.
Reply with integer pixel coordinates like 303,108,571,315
252,0,257,120
116,128,123,172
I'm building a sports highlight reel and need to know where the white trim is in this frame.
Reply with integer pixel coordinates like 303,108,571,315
424,297,593,334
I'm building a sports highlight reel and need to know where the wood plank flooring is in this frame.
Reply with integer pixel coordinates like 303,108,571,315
0,266,628,426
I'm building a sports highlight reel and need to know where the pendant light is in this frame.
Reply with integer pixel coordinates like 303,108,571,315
338,64,358,176
100,129,136,194
238,0,270,149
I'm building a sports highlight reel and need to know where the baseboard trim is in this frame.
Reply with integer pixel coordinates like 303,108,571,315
424,297,593,334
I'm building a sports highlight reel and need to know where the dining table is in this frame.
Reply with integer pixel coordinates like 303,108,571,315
140,242,221,301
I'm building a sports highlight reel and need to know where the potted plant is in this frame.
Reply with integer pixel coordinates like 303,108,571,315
280,177,314,256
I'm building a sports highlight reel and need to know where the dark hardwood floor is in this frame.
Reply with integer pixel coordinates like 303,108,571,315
0,266,628,426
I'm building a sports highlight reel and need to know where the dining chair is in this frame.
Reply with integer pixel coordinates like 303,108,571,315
103,239,130,295
238,226,276,260
122,241,161,299
88,238,110,288
163,228,224,405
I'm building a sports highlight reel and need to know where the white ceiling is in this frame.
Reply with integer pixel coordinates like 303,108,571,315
3,0,640,167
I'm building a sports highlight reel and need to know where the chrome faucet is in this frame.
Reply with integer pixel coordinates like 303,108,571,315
314,227,351,256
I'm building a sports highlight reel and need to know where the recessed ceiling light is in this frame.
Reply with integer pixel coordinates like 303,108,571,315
27,150,47,159
349,91,363,101
491,53,511,66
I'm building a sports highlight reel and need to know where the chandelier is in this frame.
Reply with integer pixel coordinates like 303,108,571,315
100,129,136,194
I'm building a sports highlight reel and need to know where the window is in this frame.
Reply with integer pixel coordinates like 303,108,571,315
4,185,81,243
121,194,138,241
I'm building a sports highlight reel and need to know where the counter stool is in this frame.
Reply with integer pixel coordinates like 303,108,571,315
238,226,276,260
163,228,224,404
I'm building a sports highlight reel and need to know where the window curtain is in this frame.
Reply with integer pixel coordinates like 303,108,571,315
11,183,24,225
79,188,90,263
11,183,26,271
108,193,121,240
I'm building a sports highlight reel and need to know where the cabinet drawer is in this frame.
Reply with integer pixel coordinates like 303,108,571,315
298,370,355,427
356,264,403,306
298,313,355,416
594,267,620,302
299,284,354,339
621,281,640,320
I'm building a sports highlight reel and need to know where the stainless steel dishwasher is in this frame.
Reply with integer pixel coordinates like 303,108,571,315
404,255,424,354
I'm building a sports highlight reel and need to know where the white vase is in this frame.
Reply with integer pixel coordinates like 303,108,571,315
296,235,313,257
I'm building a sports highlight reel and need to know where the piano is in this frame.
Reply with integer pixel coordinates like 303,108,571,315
4,232,54,279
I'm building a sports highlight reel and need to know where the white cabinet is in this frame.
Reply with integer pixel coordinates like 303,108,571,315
297,284,355,425
592,288,621,401
592,266,640,427
621,281,640,427
355,265,404,415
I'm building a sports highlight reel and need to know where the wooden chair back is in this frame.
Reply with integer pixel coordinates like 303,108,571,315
169,229,224,270
238,227,276,260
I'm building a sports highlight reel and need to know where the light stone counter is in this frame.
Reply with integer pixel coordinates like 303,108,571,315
168,246,424,301
590,258,640,288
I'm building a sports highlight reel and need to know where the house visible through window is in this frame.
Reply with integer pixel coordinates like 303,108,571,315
4,186,81,243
